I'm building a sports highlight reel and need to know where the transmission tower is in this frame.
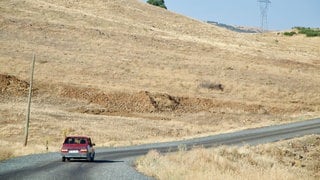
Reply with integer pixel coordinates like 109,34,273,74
258,0,271,32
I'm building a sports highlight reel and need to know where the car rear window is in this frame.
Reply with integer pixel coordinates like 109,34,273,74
64,137,87,144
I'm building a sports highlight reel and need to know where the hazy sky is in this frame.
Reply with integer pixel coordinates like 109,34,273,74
144,0,320,30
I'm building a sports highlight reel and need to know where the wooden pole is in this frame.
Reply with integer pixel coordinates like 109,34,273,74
24,53,35,146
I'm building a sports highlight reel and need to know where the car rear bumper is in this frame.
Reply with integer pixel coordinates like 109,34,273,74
61,152,88,159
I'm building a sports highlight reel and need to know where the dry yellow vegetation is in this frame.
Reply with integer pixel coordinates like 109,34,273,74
0,0,319,161
136,135,320,180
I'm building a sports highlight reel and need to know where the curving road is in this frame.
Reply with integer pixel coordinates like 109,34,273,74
1,118,320,180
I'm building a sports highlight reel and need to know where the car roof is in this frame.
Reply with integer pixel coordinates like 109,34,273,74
65,136,90,139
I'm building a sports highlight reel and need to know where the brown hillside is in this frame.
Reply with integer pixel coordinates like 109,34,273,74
0,0,319,156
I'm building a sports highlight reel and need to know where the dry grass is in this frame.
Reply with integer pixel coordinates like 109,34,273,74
0,147,13,161
0,0,319,161
136,135,320,180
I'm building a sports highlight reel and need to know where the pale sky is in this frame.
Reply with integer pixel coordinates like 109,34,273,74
144,0,320,30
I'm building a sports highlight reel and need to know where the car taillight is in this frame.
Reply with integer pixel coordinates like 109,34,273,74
61,148,68,153
80,148,88,153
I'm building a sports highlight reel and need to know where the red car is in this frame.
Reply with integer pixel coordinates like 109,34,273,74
60,136,95,162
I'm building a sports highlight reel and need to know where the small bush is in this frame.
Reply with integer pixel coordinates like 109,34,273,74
199,81,224,91
294,27,320,37
305,31,320,37
283,31,296,36
147,0,167,9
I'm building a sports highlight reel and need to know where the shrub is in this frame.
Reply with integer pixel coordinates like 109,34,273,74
283,31,296,36
293,27,320,37
147,0,167,9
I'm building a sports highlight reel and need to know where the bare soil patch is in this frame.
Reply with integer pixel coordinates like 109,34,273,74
0,74,29,96
60,84,306,116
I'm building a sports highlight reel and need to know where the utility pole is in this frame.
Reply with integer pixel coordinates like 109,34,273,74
24,53,35,146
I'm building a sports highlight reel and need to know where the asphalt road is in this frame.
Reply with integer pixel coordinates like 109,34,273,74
1,118,320,180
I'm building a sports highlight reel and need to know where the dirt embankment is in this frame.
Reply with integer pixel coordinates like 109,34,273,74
0,74,301,116
0,74,30,96
59,84,279,115
0,74,257,115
